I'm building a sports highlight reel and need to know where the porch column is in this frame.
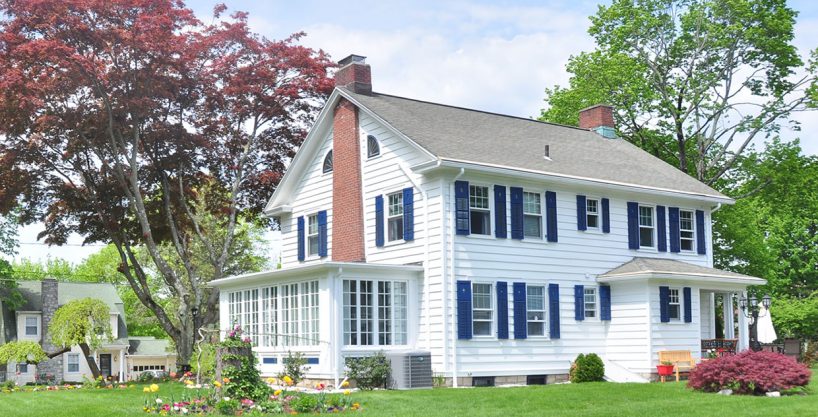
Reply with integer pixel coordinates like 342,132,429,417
722,293,735,339
119,350,125,382
737,291,749,351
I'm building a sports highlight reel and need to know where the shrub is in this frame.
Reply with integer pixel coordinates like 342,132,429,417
688,350,811,395
569,353,605,383
291,394,319,413
345,352,391,390
218,326,271,401
277,351,310,385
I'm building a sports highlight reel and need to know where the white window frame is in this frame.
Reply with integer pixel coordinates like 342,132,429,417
468,184,492,236
18,363,29,373
386,191,404,243
668,288,682,322
343,279,409,347
472,283,494,337
679,209,696,252
322,150,333,174
522,191,543,239
24,316,38,336
638,205,655,249
586,198,600,230
307,213,319,257
367,135,380,159
526,285,547,337
67,353,80,373
584,287,598,319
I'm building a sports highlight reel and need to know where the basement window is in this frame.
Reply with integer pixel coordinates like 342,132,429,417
472,376,495,387
526,375,547,385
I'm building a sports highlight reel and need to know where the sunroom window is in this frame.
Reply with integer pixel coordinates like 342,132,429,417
343,279,407,346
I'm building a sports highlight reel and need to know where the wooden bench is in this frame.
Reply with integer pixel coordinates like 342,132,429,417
658,350,695,382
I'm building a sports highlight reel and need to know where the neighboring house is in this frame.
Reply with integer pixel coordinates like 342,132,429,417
0,279,176,383
211,55,765,386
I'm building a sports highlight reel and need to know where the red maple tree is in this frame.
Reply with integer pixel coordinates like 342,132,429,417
0,0,334,365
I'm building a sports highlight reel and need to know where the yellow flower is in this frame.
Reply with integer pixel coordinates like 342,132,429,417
184,380,194,385
265,377,276,385
149,384,159,393
213,381,222,388
340,380,350,388
343,390,350,396
274,389,283,396
282,375,293,386
143,387,151,393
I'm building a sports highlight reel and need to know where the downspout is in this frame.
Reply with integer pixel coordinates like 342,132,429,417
333,267,344,388
449,168,465,387
400,163,433,352
710,202,722,214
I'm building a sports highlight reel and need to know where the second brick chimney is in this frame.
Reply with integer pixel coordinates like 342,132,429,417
331,55,367,262
579,104,616,139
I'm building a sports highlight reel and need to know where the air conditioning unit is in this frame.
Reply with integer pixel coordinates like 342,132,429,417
385,351,432,390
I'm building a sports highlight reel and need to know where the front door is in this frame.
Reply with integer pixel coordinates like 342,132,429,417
99,354,112,378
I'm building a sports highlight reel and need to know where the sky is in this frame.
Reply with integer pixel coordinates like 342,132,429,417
11,0,818,264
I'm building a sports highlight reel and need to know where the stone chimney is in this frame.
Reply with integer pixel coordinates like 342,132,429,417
335,54,372,95
38,279,63,382
579,104,617,139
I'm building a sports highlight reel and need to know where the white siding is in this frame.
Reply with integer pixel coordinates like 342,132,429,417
605,280,650,372
280,132,334,267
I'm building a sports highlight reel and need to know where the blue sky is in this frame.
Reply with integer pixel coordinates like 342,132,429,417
12,0,818,262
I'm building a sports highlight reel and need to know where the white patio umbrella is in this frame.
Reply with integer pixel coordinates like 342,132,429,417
756,305,778,344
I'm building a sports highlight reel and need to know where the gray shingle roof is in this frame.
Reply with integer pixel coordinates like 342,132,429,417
16,281,124,311
128,337,174,356
600,257,759,280
342,88,728,200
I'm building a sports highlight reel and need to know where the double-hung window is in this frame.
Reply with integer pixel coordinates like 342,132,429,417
527,286,546,336
67,353,80,373
523,192,542,238
25,317,38,336
472,283,493,336
679,210,695,251
469,185,491,235
668,288,681,321
387,192,404,242
584,287,597,319
638,205,655,248
586,198,600,229
307,214,319,256
343,279,408,346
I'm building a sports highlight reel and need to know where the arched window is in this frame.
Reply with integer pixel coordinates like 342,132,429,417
367,135,380,158
322,150,333,173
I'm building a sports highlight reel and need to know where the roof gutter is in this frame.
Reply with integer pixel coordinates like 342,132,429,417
413,159,734,205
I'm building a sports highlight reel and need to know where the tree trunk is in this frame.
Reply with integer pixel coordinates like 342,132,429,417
79,343,101,379
46,347,71,359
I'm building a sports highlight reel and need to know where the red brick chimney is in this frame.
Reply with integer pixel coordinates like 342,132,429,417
579,104,616,138
335,54,372,95
331,55,367,262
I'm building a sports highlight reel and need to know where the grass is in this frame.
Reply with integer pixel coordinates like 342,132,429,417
0,377,816,417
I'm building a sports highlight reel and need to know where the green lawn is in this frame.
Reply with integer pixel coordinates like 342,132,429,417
0,378,815,417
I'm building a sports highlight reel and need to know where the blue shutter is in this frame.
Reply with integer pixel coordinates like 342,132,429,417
576,195,587,231
696,210,706,255
455,181,470,236
659,286,670,323
496,281,509,339
297,216,305,261
494,185,507,239
683,287,692,323
601,198,610,233
627,202,639,249
317,210,328,257
548,284,560,339
456,281,473,339
600,286,611,321
375,196,384,247
403,187,414,241
513,282,527,339
546,191,558,242
574,285,585,321
668,207,680,253
509,187,524,240
656,205,667,252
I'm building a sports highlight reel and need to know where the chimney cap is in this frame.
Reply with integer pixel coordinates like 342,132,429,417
338,54,367,66
579,103,613,113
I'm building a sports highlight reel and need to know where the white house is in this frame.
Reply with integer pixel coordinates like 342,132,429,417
211,55,765,386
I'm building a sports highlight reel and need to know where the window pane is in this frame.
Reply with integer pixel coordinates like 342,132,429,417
523,192,541,214
669,305,680,319
469,186,490,209
586,199,598,214
393,282,408,345
308,215,318,234
524,215,541,237
638,206,653,227
527,287,544,310
308,236,319,256
388,217,404,241
473,321,491,336
527,322,544,336
388,193,403,216
470,210,490,235
639,227,653,247
378,281,392,345
360,280,374,345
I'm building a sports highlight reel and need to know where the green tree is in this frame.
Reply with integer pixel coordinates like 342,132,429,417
540,0,818,184
49,298,113,379
0,213,21,309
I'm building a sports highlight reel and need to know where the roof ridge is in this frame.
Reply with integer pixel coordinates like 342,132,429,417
367,90,594,133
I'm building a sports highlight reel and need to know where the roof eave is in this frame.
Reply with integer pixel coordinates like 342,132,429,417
413,158,734,205
209,262,424,289
597,272,765,286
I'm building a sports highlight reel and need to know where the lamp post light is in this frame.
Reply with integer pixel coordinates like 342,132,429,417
738,293,772,351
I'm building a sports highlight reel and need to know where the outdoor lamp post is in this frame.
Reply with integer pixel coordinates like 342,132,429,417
738,293,772,351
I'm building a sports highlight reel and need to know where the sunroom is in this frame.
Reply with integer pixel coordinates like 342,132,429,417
211,262,423,384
